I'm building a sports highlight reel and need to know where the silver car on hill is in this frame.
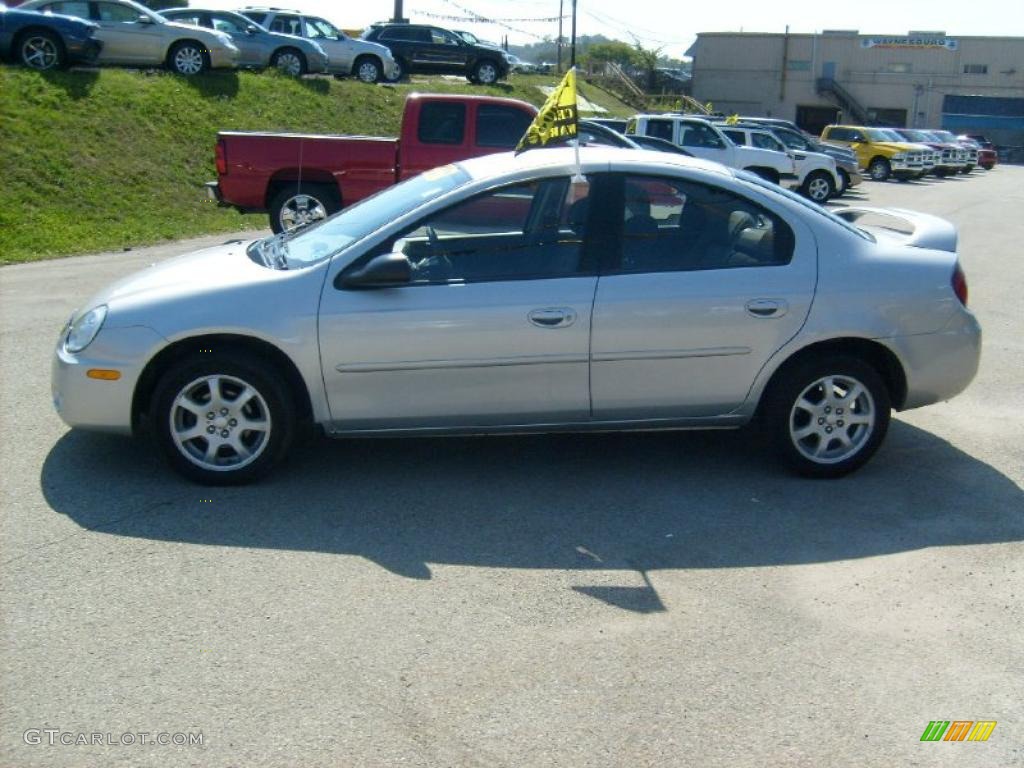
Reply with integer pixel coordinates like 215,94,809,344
52,148,981,484
23,0,238,74
159,8,327,75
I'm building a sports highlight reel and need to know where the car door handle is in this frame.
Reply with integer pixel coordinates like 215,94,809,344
528,308,576,328
745,299,788,318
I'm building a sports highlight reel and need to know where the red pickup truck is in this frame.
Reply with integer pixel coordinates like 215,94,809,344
207,94,538,233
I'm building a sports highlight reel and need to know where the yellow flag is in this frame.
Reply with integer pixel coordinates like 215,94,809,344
515,68,578,153
725,113,740,125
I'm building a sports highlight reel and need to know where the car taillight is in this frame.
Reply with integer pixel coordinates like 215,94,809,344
215,139,227,176
952,263,968,307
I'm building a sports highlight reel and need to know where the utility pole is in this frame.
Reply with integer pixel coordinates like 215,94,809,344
556,0,563,72
392,0,407,23
570,0,577,68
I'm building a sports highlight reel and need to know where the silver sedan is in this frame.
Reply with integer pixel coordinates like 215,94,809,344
52,148,981,484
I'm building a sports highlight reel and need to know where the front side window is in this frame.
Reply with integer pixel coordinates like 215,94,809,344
172,12,205,27
430,28,460,45
680,124,725,149
306,18,342,40
97,3,141,23
374,177,591,284
776,130,809,150
752,132,785,152
211,14,247,34
616,174,794,273
475,105,533,148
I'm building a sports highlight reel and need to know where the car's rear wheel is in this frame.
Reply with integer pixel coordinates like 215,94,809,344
472,59,499,84
168,40,209,75
868,157,891,181
354,55,381,83
18,30,65,71
268,183,340,234
272,47,307,76
765,355,890,478
802,170,835,203
152,352,295,484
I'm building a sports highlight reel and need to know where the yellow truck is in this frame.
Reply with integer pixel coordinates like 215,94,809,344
820,125,927,181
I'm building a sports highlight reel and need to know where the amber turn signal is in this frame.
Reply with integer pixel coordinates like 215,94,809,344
86,369,121,381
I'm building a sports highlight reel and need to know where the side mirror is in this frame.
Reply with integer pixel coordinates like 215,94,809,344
246,25,259,35
338,251,412,288
136,14,153,24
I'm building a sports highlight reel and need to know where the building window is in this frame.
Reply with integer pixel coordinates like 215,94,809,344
786,59,811,71
963,64,988,74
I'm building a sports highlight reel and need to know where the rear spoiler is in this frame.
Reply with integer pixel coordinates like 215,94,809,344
833,206,958,253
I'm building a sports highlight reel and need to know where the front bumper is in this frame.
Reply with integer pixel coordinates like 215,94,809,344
209,46,240,69
52,326,166,435
66,37,103,64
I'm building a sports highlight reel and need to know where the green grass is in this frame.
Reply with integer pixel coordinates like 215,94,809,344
0,68,633,264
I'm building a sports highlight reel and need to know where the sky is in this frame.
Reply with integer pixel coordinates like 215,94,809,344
198,0,1024,58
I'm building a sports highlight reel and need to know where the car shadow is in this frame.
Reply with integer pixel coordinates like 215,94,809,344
182,70,240,98
40,421,1023,611
40,68,100,99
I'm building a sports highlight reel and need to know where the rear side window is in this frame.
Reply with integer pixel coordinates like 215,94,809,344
615,174,795,273
381,26,430,42
45,1,90,17
268,14,302,36
644,119,674,142
241,11,267,24
418,102,466,145
475,105,533,148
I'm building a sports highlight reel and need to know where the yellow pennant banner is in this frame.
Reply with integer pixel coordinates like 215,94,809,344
515,68,578,153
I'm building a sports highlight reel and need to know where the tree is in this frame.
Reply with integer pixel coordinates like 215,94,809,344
581,41,635,72
631,40,662,91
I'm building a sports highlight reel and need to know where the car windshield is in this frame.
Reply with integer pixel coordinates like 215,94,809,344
901,130,930,142
735,170,873,242
250,165,472,269
932,130,957,141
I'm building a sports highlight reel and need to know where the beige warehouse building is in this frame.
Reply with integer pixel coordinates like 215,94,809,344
687,31,1024,145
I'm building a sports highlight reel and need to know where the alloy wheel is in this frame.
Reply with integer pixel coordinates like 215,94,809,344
275,52,302,76
357,59,380,83
476,62,498,84
173,46,204,75
170,374,271,472
21,35,59,70
807,176,831,202
788,374,875,465
279,193,327,231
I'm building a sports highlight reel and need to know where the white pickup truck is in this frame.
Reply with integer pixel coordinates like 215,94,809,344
717,122,841,203
626,114,800,188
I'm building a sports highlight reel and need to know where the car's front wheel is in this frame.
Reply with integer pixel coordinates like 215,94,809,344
168,40,210,76
765,355,891,478
354,55,381,83
18,30,65,71
152,352,295,484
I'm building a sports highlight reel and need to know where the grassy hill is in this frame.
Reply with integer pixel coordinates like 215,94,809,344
0,67,635,264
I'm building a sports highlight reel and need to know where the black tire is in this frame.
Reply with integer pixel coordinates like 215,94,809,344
353,55,381,83
17,29,66,71
763,355,891,478
867,157,891,182
168,40,210,76
271,47,307,76
801,169,835,203
151,351,296,485
268,183,341,234
472,59,499,85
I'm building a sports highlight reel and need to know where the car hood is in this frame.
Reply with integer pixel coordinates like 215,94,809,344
163,19,229,42
87,241,284,322
348,37,393,57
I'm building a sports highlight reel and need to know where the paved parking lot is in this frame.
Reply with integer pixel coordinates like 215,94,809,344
1,169,1022,767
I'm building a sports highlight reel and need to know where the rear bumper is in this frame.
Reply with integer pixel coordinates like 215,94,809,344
887,309,982,410
206,181,263,214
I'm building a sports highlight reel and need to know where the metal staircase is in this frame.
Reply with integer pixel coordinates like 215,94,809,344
816,78,871,124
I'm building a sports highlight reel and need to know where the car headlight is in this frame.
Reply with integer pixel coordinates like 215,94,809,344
893,152,906,161
64,305,107,354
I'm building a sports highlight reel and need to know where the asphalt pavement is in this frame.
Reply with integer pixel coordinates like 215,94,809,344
1,171,1022,767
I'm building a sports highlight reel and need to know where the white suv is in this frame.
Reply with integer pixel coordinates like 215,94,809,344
718,123,841,203
239,7,397,82
626,115,799,188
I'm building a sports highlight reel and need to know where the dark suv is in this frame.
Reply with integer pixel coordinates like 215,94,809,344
362,22,511,84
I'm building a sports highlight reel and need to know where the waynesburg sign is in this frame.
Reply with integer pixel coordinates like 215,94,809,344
861,36,958,50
